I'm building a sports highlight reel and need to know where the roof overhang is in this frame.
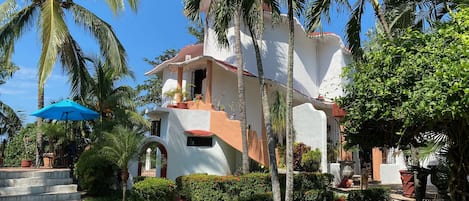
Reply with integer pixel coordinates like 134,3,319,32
185,130,213,137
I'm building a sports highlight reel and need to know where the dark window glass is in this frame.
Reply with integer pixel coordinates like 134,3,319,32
187,137,212,147
151,120,161,136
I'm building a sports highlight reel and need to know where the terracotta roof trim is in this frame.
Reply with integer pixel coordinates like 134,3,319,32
184,130,214,137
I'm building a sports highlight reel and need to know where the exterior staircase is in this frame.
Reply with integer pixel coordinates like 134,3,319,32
0,168,81,201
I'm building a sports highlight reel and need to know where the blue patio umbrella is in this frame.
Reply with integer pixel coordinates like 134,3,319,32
31,99,99,121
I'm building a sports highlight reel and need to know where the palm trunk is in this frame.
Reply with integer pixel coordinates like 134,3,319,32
371,0,391,38
234,4,249,174
285,0,295,200
36,85,44,167
121,169,129,201
247,19,281,201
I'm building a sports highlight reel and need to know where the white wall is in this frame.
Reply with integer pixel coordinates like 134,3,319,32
204,14,349,100
211,66,263,138
293,103,328,173
164,109,236,179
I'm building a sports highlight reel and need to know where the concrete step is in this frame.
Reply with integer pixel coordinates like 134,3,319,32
0,184,77,196
0,169,70,180
0,191,81,201
0,178,72,188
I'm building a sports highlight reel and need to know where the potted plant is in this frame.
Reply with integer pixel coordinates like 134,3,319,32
21,136,33,168
164,85,193,108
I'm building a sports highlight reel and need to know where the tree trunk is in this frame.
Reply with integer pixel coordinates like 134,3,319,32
121,169,129,201
447,121,469,201
36,85,44,167
248,18,281,201
234,4,249,174
285,0,295,200
370,0,391,38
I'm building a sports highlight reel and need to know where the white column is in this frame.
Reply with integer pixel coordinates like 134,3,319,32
156,149,161,177
145,148,151,171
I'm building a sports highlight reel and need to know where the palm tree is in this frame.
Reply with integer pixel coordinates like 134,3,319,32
305,0,461,59
305,0,389,58
78,56,148,137
285,0,305,200
242,0,282,200
101,125,143,201
0,52,22,139
184,0,250,174
0,0,135,166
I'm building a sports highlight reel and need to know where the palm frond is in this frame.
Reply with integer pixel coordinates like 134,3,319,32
305,0,332,31
0,0,16,25
0,4,37,68
104,0,138,15
38,0,69,88
0,100,22,137
101,126,143,169
345,0,365,59
58,35,92,97
70,4,131,79
213,0,234,46
184,0,203,23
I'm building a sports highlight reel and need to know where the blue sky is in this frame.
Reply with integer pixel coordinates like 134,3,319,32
0,1,374,124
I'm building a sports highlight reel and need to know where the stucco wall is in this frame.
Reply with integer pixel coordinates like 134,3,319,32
211,66,263,138
204,14,348,100
162,109,236,180
293,103,328,173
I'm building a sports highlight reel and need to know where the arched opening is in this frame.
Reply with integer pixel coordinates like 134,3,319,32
137,140,168,178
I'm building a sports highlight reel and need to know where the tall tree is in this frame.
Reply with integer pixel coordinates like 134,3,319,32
284,0,305,200
242,0,282,200
0,0,136,165
184,0,250,174
77,56,147,138
340,7,469,200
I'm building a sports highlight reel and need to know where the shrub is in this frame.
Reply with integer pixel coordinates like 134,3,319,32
75,148,118,196
293,142,311,171
133,176,147,183
288,172,333,192
347,188,391,201
301,148,321,172
176,173,272,201
3,124,37,167
176,172,333,201
302,189,334,201
130,177,176,201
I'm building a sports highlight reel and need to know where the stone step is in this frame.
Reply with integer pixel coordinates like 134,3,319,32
0,169,70,180
0,178,72,188
0,184,77,196
0,192,81,201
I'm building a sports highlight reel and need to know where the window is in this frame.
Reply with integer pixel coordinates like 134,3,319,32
151,120,161,136
187,137,213,147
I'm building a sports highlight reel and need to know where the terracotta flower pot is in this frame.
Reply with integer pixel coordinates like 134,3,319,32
400,170,415,197
21,159,32,168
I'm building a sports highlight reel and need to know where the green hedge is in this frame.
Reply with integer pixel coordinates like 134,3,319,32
130,177,176,201
347,188,391,201
176,172,333,201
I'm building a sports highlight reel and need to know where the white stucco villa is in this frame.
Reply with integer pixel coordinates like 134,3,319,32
128,5,352,182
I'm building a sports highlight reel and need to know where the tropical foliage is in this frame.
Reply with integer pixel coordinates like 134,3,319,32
101,125,144,201
305,0,464,58
0,0,138,164
339,7,469,200
3,124,37,166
